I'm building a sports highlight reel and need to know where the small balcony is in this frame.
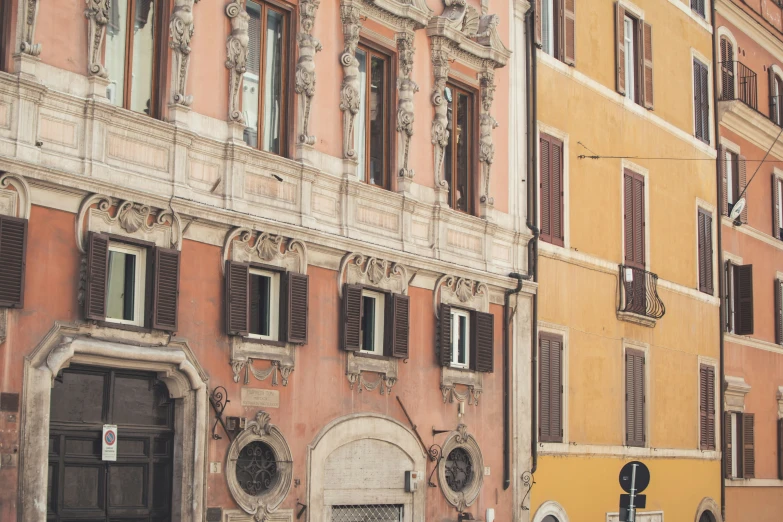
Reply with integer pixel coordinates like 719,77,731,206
719,61,758,111
618,265,666,326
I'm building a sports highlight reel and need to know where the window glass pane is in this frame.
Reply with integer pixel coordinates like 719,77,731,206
457,315,467,365
243,2,262,147
778,180,783,230
50,370,106,424
624,17,634,101
130,0,156,114
542,0,553,55
250,273,272,336
355,49,368,183
105,0,129,106
112,374,172,427
263,9,284,154
368,55,386,186
107,250,137,321
361,294,375,351
725,152,733,204
455,92,470,212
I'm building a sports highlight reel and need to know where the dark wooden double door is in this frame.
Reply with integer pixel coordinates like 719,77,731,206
48,366,174,522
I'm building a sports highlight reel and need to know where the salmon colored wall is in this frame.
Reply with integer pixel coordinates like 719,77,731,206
187,1,231,120
36,0,88,75
726,485,783,521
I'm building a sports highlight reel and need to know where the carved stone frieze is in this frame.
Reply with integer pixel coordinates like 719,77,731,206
19,0,42,56
396,31,418,182
226,0,250,122
433,275,490,317
169,0,200,107
346,352,398,395
221,227,308,275
0,173,32,219
296,0,322,146
339,2,362,162
437,423,484,511
85,0,109,76
338,252,409,297
233,359,294,387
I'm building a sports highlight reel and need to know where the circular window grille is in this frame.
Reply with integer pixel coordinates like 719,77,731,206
445,447,473,492
236,441,279,496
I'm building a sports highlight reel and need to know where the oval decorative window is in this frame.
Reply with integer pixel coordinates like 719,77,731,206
236,441,279,496
445,447,473,492
437,424,484,511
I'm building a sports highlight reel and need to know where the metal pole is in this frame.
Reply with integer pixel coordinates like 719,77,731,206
627,463,638,522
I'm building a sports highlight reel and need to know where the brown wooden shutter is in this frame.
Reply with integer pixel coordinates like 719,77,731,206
641,22,653,109
471,311,494,373
624,172,634,264
552,137,564,246
778,418,783,479
626,349,645,447
0,216,27,308
385,293,409,359
285,272,309,344
725,260,734,332
152,247,180,332
773,175,781,239
539,334,563,443
85,232,110,321
535,0,542,46
563,0,576,66
439,303,452,366
342,283,363,351
693,60,703,141
724,412,733,478
624,171,645,268
719,145,728,216
225,260,249,336
616,3,626,95
743,413,755,478
738,155,748,223
721,38,734,99
706,365,715,450
698,209,714,295
540,134,552,244
776,279,783,345
699,365,716,450
770,67,778,123
734,264,754,335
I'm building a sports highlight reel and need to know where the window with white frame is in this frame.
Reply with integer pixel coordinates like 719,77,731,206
624,15,636,102
450,308,471,368
541,0,555,56
775,176,783,240
106,242,147,327
248,268,280,340
360,289,385,354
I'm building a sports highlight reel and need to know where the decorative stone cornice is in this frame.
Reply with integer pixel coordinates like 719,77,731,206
295,0,322,146
433,275,489,316
19,0,42,56
338,252,409,297
724,375,751,412
85,0,109,77
0,173,32,219
226,0,250,122
396,31,418,183
169,0,200,107
221,227,308,275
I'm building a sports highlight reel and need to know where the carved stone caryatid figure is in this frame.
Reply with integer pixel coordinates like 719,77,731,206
169,0,199,107
478,67,498,204
396,31,418,182
339,2,362,161
85,0,109,77
226,0,250,122
296,0,322,146
19,0,42,56
430,36,451,190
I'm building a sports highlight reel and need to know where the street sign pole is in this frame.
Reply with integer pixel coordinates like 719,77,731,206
627,463,637,522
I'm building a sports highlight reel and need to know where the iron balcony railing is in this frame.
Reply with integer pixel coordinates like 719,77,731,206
719,61,758,110
618,265,666,320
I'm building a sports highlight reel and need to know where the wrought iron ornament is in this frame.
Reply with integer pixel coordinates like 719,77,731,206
236,441,279,495
445,447,473,492
520,471,535,510
209,386,230,440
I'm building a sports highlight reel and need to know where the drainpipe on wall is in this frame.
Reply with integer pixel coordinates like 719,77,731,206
505,273,526,490
710,5,726,521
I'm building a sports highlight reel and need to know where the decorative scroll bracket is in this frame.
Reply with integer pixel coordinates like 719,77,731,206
396,30,418,186
296,0,322,146
19,0,42,56
226,0,250,123
169,0,201,107
339,1,362,163
85,0,109,77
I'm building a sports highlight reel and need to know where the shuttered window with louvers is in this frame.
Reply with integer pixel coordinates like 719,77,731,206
0,216,27,308
540,133,564,246
724,412,733,478
616,3,626,95
385,293,410,359
285,272,309,344
624,170,645,269
698,209,714,295
471,311,494,373
733,264,754,335
438,304,453,367
691,0,705,18
342,284,363,351
699,365,715,450
563,0,576,66
693,59,710,143
776,279,783,345
539,334,563,443
773,176,782,240
225,261,250,336
641,22,654,109
721,37,735,99
778,419,783,479
246,6,261,76
743,413,755,478
738,155,748,223
625,348,645,447
152,247,180,332
85,232,110,321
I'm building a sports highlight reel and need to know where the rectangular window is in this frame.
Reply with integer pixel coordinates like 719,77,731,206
624,16,636,102
699,365,716,450
730,412,739,477
726,150,739,207
355,44,391,187
243,0,289,155
537,0,575,65
249,268,280,340
623,170,645,269
625,348,645,447
539,133,564,246
542,0,556,56
697,208,714,295
450,309,470,368
360,289,385,355
444,83,475,214
691,0,706,18
106,243,147,327
774,177,782,240
539,333,563,443
726,412,755,478
0,215,29,308
105,0,164,115
776,279,783,345
616,5,653,109
771,72,783,126
731,263,754,335
693,58,710,143
721,147,747,222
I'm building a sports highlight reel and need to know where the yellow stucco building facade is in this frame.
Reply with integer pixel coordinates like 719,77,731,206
530,0,722,521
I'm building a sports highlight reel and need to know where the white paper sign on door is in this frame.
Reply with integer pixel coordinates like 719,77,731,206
102,424,117,461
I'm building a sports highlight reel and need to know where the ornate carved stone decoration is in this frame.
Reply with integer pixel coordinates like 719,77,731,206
226,411,293,522
339,2,362,162
169,0,200,106
233,359,295,387
226,0,250,122
437,423,484,511
338,252,408,297
19,0,42,56
296,0,322,146
85,0,109,76
221,227,308,276
396,31,418,181
479,68,498,205
0,173,32,220
346,353,398,395
430,36,451,189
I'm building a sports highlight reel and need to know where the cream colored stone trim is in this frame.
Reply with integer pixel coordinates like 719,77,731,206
725,478,783,487
539,442,721,460
777,386,783,419
533,501,570,522
694,498,723,522
668,0,712,33
224,509,294,522
725,332,783,355
724,375,751,412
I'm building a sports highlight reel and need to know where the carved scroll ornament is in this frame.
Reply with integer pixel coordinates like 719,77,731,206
0,173,32,220
19,0,42,56
169,0,200,106
221,227,308,276
339,2,362,161
296,0,322,146
337,252,408,297
226,0,250,122
396,31,418,181
479,68,498,204
430,37,451,190
85,0,109,76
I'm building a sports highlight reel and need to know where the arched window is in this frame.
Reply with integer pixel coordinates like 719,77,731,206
543,516,560,522
720,36,735,100
699,511,716,522
770,68,783,126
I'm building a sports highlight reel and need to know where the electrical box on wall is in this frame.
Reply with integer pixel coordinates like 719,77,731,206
404,470,420,492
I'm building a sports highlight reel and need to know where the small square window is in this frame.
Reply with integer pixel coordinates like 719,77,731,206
106,243,146,327
360,290,385,355
248,268,280,341
450,309,470,369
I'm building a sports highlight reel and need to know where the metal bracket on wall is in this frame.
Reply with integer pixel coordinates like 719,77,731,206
520,470,535,510
209,386,234,441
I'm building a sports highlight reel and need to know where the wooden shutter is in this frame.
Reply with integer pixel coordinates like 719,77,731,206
778,419,783,479
776,279,783,345
699,365,715,450
743,413,755,478
719,145,728,216
693,60,709,142
342,283,363,351
624,171,645,268
385,293,409,359
691,0,705,17
85,232,110,321
539,334,563,443
641,22,653,109
698,209,714,295
285,272,309,344
0,216,27,308
438,303,452,366
616,3,626,95
152,247,180,332
471,311,494,373
540,134,552,244
563,0,576,66
626,349,645,447
540,133,565,247
535,0,542,46
725,260,734,332
724,412,733,478
225,260,249,336
734,264,754,335
720,37,734,99
738,155,748,223
770,67,778,124
773,175,781,239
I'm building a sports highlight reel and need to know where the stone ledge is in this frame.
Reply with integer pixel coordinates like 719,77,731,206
616,311,657,328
